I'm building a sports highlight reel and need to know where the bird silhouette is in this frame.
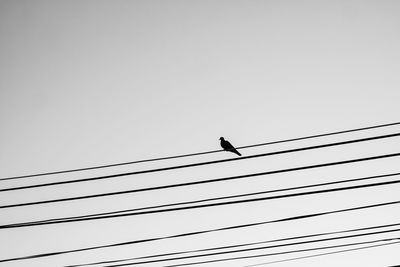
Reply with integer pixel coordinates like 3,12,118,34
219,137,241,156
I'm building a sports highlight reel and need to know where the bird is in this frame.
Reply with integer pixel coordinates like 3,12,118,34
219,137,241,156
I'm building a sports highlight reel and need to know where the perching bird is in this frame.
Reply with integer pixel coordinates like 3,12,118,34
219,137,241,156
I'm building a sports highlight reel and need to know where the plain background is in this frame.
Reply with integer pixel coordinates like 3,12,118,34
1,1,400,266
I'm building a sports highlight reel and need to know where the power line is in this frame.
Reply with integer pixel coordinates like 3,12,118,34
4,175,400,229
96,229,400,267
5,172,399,228
1,152,399,211
3,121,399,181
0,200,398,263
24,172,398,225
65,222,400,267
244,241,400,266
69,226,400,267
163,239,400,267
1,132,400,191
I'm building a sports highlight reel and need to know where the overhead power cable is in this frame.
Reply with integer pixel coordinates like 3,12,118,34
2,121,399,181
88,229,400,267
13,172,397,227
0,200,398,263
163,238,400,267
1,133,400,192
4,172,399,228
65,222,400,267
245,241,400,266
1,152,399,210
4,175,400,229
68,226,400,267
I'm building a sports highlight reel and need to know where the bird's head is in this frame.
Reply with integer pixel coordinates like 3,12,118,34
219,137,224,140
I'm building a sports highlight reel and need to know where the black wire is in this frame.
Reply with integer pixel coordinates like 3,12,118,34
244,241,400,266
3,121,399,181
4,175,400,229
1,132,400,192
164,239,400,267
40,172,400,222
0,200,398,263
1,152,399,211
66,222,400,267
95,229,400,267
5,172,399,229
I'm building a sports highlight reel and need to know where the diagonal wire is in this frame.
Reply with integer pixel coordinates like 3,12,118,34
34,172,400,221
1,152,399,210
163,239,400,267
3,175,400,229
64,222,400,267
244,240,400,266
0,200,399,263
74,229,400,267
2,132,400,192
2,121,399,181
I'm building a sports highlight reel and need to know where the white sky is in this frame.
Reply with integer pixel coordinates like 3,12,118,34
1,1,400,267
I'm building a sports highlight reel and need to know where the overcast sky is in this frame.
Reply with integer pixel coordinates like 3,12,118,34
1,1,400,267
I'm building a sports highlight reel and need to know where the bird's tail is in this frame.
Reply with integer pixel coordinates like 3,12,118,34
233,149,241,156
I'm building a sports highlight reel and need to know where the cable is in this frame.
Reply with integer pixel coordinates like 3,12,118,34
4,175,400,229
101,230,400,266
3,121,399,181
1,152,399,211
70,228,400,267
244,241,400,266
1,133,400,192
65,222,400,267
4,172,399,228
163,239,400,267
18,172,398,225
0,200,398,263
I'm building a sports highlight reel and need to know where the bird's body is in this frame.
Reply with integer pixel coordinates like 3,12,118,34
219,137,241,156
